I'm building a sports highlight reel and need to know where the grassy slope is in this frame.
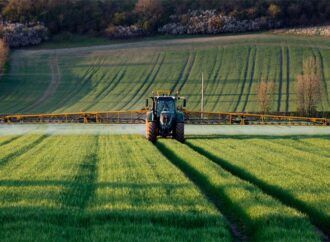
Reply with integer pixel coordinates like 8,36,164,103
187,136,330,233
0,34,329,114
0,134,230,241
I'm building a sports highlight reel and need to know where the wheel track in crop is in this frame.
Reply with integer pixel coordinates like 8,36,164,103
118,53,161,110
84,66,127,111
0,135,49,168
242,46,257,112
211,48,227,112
310,47,324,111
90,53,130,105
55,56,105,112
113,60,155,111
14,55,61,114
126,53,166,110
234,47,251,112
317,48,330,106
204,47,223,111
155,141,246,242
285,47,290,112
178,52,197,94
170,51,192,94
97,51,139,110
48,56,97,111
185,141,330,238
277,47,284,112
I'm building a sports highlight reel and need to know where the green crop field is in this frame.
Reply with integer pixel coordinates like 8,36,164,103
0,32,329,241
0,133,329,241
0,33,329,114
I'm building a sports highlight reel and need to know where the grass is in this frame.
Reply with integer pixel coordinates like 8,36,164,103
32,33,206,49
0,133,328,241
0,134,231,241
186,135,330,233
156,139,321,241
0,33,329,114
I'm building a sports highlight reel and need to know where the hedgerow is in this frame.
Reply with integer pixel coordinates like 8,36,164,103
158,10,279,35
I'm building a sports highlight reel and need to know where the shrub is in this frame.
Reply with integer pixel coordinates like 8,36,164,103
158,10,279,35
105,24,143,39
0,22,48,48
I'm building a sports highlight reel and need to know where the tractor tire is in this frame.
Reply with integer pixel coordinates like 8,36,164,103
146,121,157,142
173,122,184,143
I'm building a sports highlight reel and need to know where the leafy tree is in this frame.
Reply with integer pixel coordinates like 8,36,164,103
267,3,281,18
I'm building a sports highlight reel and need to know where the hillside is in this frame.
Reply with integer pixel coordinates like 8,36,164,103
0,33,329,114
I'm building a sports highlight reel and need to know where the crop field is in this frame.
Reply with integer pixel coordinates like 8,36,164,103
0,34,329,114
0,133,329,241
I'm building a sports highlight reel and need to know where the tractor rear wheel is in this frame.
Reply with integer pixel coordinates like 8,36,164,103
173,122,184,142
146,121,157,142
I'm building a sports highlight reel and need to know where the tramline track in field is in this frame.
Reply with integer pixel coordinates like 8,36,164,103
0,110,328,126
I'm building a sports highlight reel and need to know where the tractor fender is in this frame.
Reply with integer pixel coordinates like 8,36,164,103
146,111,155,122
176,111,185,123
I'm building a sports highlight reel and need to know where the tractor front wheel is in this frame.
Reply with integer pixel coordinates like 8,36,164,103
146,121,157,142
173,122,184,142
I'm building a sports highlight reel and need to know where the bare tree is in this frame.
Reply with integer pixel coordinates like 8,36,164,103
257,80,275,114
296,57,322,116
0,39,8,75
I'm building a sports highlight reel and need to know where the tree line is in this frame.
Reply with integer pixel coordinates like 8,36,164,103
0,0,328,35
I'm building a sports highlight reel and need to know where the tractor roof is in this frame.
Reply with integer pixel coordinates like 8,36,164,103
154,96,175,100
153,90,171,96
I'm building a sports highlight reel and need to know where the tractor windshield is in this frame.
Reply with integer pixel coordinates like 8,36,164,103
156,98,175,114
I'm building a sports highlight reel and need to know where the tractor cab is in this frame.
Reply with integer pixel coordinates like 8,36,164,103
156,96,176,115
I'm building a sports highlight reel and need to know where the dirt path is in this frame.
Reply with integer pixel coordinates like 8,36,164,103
26,55,61,111
14,34,330,60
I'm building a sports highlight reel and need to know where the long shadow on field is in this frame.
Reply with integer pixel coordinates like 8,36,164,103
58,137,99,213
0,179,224,241
0,135,49,168
0,180,192,189
155,141,247,242
185,141,330,237
0,135,21,146
0,205,220,229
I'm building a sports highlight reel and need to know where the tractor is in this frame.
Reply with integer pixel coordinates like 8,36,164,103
145,91,186,143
